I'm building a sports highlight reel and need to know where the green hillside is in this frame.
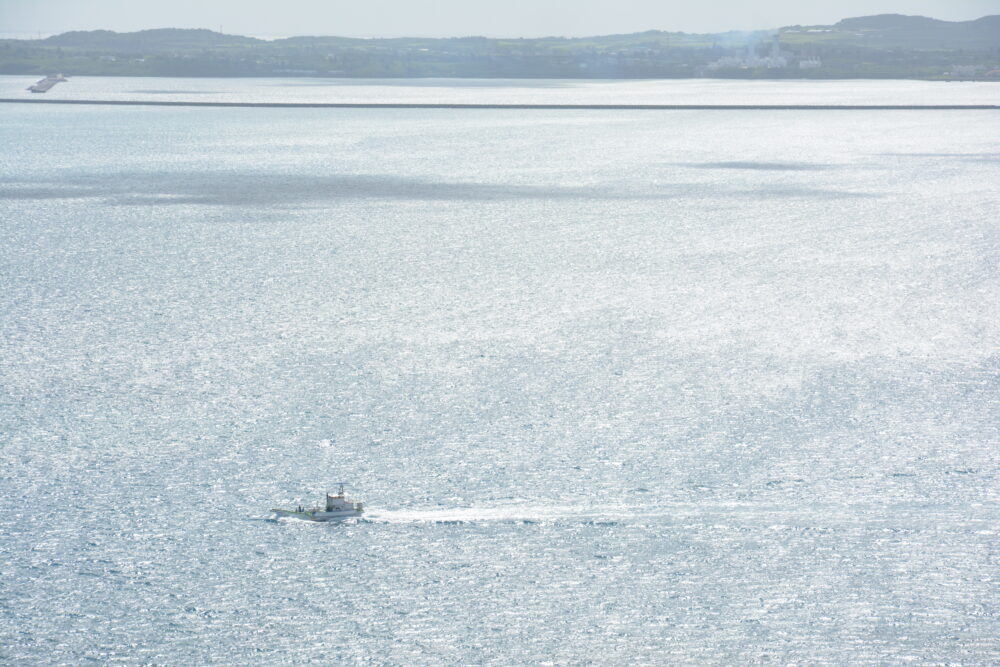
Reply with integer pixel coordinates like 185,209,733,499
1,14,997,79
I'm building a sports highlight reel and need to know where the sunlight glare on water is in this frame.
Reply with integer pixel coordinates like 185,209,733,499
0,80,998,664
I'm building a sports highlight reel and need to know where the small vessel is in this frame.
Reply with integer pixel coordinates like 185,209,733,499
28,74,68,93
272,483,364,521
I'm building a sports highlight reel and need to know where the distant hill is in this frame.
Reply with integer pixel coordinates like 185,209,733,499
43,28,263,51
837,14,955,30
837,13,1000,30
824,13,1000,48
2,14,998,79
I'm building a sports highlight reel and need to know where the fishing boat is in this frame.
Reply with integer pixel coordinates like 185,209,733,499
272,483,364,521
28,74,68,93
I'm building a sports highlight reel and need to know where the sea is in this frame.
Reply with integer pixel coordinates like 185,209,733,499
1,76,998,665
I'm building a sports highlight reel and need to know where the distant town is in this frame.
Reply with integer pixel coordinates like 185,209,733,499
2,14,998,80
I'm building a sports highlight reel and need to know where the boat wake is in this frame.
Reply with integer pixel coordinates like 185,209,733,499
362,504,630,525
357,502,868,527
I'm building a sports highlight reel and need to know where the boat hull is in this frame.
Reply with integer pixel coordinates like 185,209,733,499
272,508,362,521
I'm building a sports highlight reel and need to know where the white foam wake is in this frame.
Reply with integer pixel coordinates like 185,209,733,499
361,504,631,524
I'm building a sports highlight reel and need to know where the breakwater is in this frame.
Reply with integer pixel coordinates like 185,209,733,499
2,98,998,110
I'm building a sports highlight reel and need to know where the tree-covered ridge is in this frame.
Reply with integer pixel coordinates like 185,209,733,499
835,13,1000,44
2,14,998,79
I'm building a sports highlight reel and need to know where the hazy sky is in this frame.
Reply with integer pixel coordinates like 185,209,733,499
1,0,997,38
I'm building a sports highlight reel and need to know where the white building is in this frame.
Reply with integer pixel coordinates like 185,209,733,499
706,36,788,71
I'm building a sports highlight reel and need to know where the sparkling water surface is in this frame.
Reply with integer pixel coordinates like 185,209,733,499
1,80,999,664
